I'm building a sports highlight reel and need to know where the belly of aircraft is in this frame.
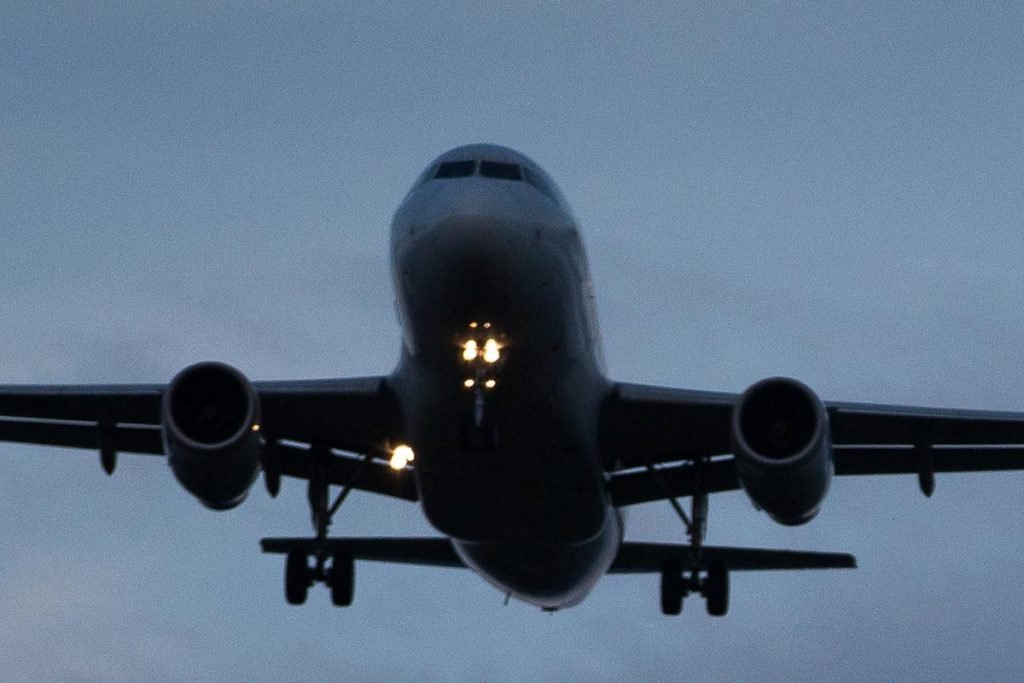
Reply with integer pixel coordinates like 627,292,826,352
451,509,623,609
411,381,609,544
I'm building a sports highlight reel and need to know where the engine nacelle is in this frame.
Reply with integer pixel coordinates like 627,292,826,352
730,377,833,525
162,362,263,510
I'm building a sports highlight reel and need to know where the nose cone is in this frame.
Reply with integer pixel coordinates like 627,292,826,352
395,213,537,327
398,177,556,236
392,207,580,368
392,176,573,314
418,212,527,266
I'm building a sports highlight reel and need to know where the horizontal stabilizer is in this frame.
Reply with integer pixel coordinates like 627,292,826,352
260,536,466,569
610,542,856,574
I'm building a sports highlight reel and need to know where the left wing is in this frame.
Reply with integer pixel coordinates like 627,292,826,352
603,382,1024,506
0,376,415,501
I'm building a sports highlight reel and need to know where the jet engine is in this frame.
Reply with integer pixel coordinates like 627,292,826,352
162,362,263,510
730,377,833,525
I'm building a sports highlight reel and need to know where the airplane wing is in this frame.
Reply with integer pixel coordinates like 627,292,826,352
603,382,1024,506
0,376,416,501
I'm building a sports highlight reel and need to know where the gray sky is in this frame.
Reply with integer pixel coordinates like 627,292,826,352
2,2,1023,680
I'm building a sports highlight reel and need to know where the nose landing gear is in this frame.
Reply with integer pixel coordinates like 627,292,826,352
459,321,505,453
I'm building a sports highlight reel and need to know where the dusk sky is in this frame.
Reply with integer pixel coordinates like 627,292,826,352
2,3,1023,680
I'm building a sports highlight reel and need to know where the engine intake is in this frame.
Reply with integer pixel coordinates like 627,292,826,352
162,362,263,510
731,377,833,525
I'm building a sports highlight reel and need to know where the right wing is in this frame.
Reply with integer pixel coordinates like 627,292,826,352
0,374,416,501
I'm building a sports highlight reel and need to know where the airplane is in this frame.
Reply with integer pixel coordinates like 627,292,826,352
2,142,1024,616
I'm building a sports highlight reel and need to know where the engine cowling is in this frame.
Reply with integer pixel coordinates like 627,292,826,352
730,377,833,525
162,362,263,510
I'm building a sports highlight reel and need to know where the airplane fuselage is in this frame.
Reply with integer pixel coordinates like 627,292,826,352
388,144,620,607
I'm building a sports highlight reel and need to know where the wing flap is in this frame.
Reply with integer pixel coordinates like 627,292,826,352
269,440,418,501
607,458,739,506
0,418,164,455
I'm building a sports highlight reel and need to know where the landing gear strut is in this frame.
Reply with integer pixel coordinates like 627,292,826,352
279,444,367,607
458,321,504,453
648,456,731,617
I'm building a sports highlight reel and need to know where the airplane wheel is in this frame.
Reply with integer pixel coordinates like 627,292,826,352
706,564,729,617
285,551,310,606
660,561,683,616
329,553,355,607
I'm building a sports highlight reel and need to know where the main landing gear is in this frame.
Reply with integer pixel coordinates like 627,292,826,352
648,457,731,617
660,559,729,617
275,443,367,607
285,549,354,607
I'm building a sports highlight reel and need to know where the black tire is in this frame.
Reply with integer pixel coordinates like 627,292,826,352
285,551,309,606
660,561,683,616
706,564,729,617
329,553,355,607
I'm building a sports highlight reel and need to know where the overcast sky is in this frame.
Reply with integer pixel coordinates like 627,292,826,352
1,3,1023,680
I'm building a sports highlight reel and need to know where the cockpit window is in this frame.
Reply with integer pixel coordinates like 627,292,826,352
435,161,476,179
479,161,522,181
423,158,564,208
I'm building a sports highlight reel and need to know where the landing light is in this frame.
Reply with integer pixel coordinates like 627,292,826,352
483,339,501,363
464,379,476,388
484,379,496,389
389,444,415,470
251,424,261,432
462,340,479,362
